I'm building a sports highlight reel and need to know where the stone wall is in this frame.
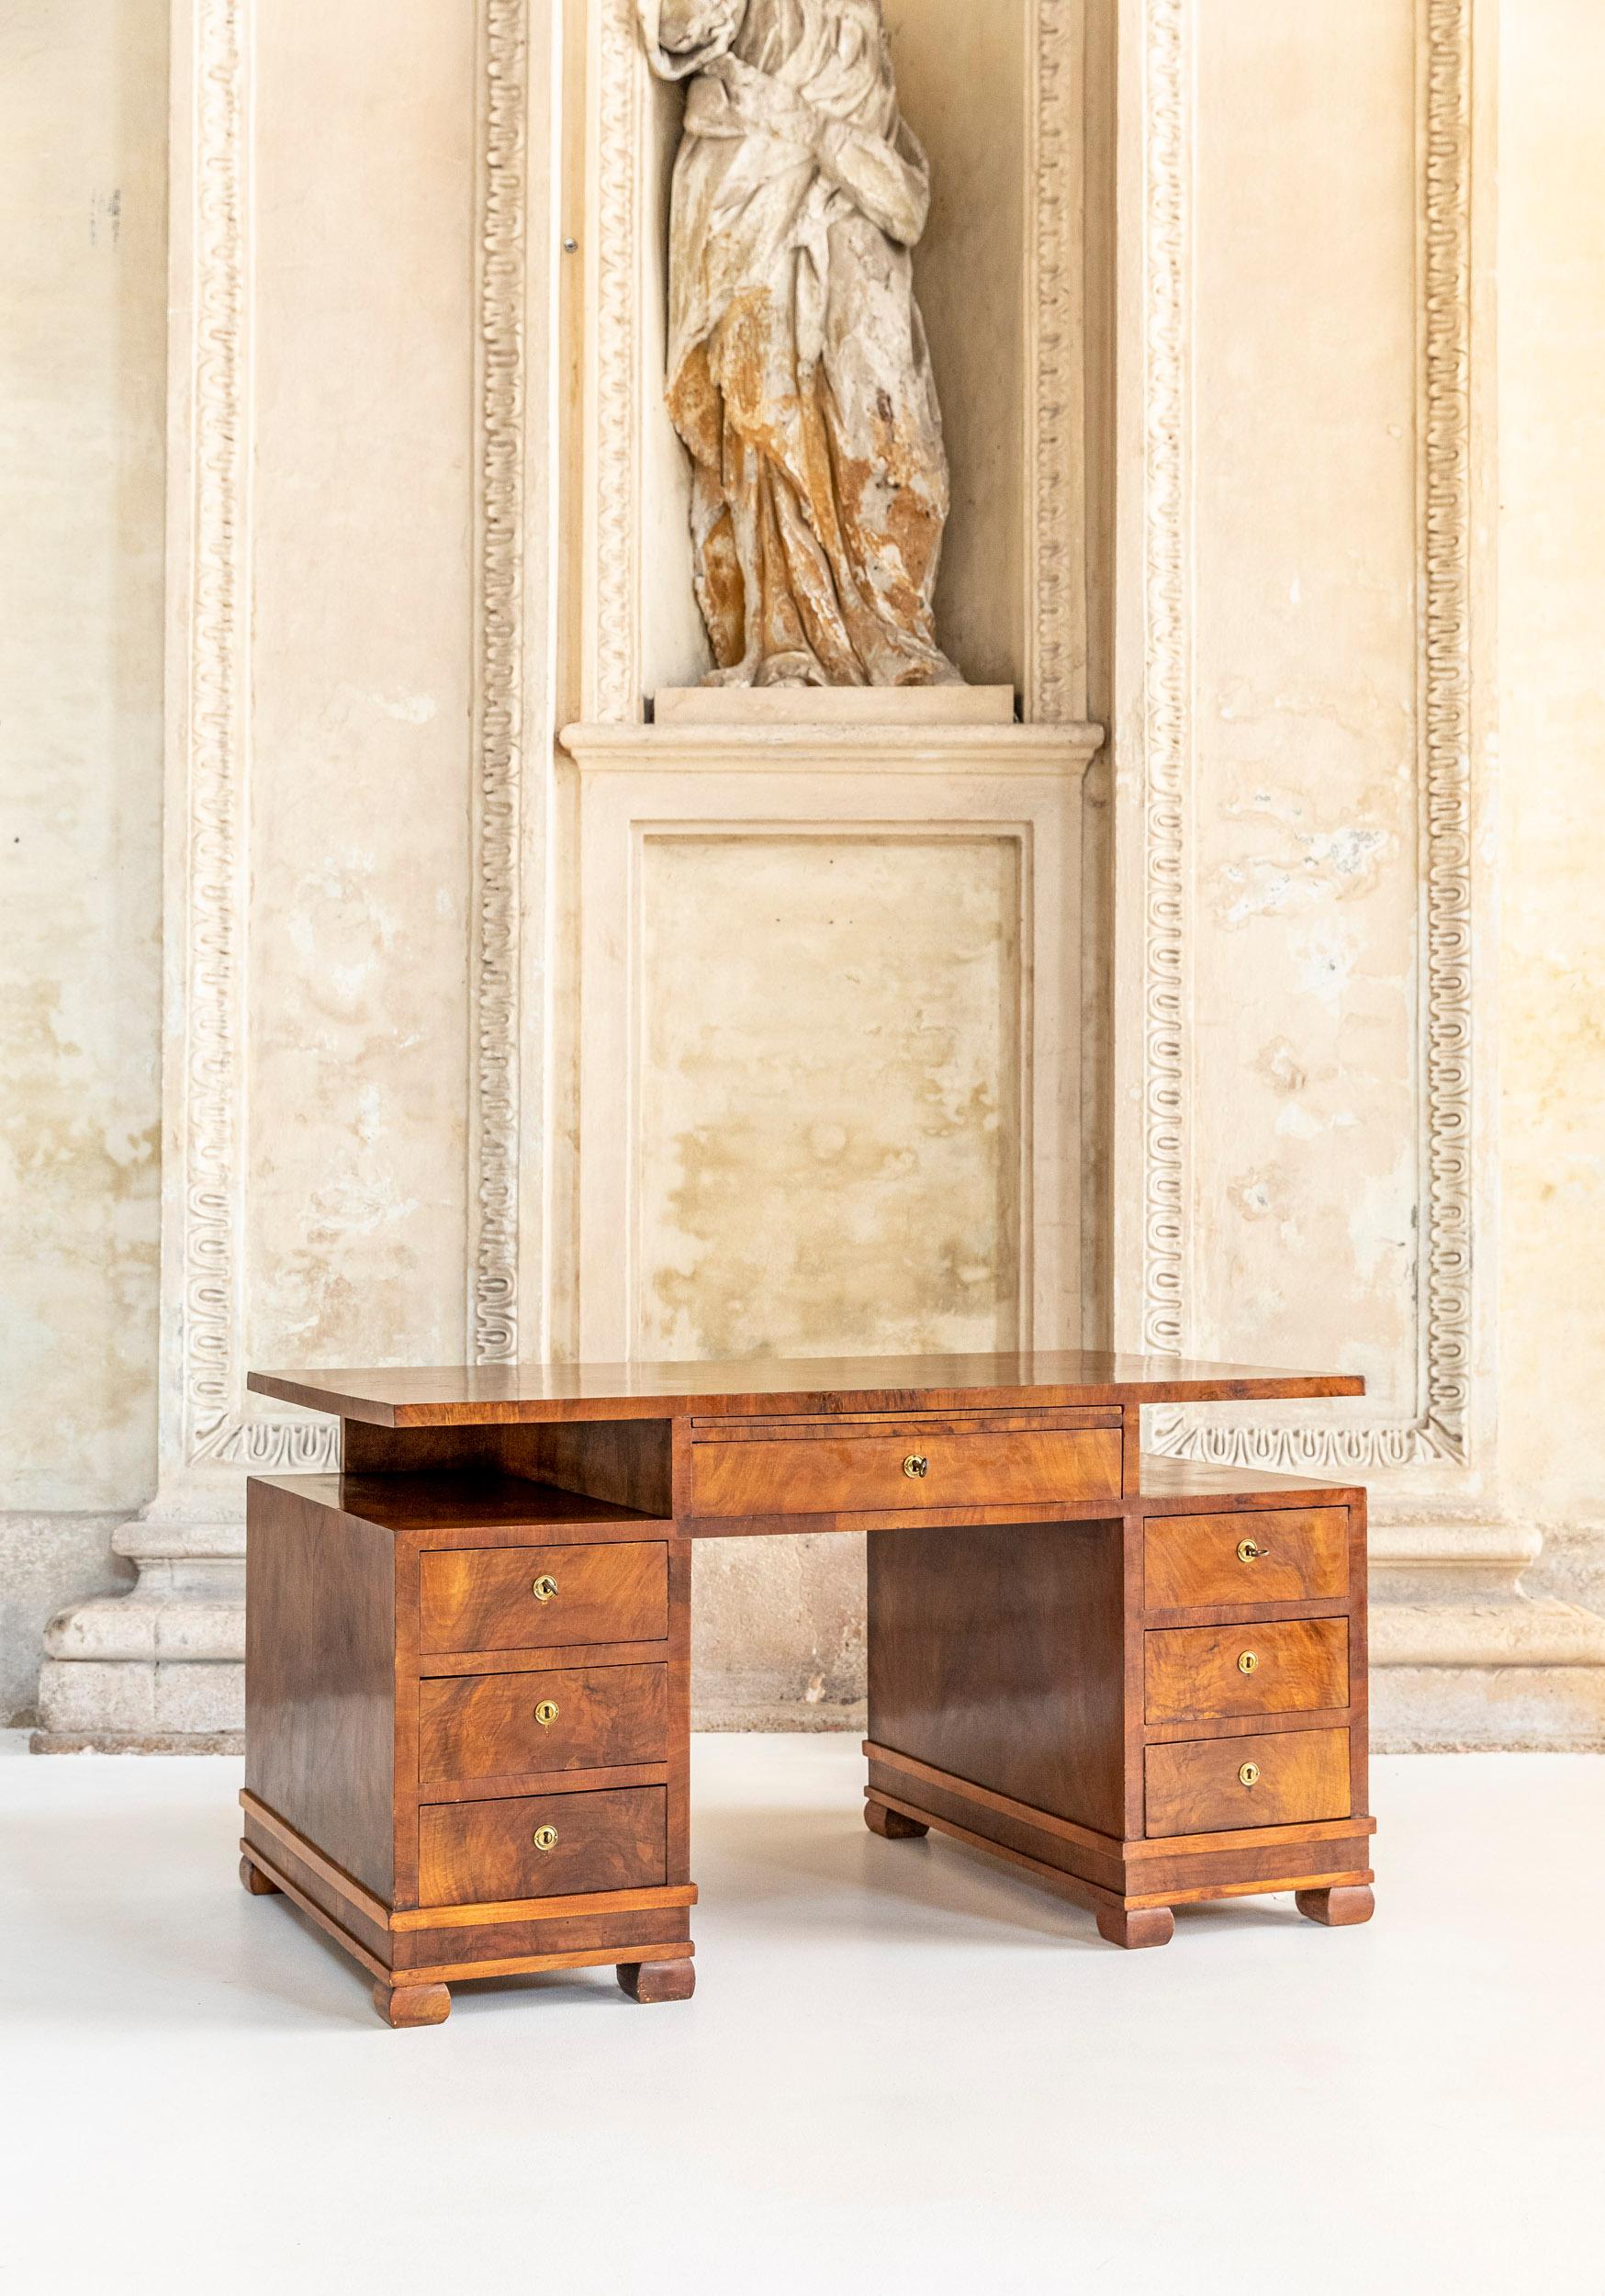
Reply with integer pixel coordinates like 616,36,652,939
6,0,1605,1746
0,0,169,1722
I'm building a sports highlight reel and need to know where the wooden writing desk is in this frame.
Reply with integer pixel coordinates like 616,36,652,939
241,1354,1375,2026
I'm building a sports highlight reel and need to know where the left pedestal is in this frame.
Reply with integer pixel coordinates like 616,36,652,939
236,1435,696,2024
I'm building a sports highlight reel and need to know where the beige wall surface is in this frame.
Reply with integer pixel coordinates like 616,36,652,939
1188,0,1421,1412
638,833,1022,1363
0,0,169,1717
1499,0,1605,1614
245,0,477,1373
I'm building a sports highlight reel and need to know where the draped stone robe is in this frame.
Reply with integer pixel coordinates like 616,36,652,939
641,0,961,688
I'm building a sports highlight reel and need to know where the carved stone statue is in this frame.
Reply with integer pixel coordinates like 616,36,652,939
640,0,962,689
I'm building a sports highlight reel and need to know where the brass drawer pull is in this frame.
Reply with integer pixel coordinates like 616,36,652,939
903,1455,929,1480
1237,1538,1271,1564
531,1574,559,1604
534,1700,559,1728
1239,1761,1261,1789
1237,1650,1260,1676
532,1825,559,1852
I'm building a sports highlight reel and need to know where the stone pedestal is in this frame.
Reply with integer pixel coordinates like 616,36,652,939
34,1513,244,1753
1371,1519,1605,1752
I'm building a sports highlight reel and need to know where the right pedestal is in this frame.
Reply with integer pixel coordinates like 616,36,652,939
865,1459,1376,1946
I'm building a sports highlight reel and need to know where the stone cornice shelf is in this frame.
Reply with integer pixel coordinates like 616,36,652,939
558,721,1106,776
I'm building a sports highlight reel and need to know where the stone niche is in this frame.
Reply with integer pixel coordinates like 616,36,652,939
592,0,1091,725
561,0,1104,1367
635,1,1039,697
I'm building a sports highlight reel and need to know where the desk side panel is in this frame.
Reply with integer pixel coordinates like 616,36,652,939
245,1481,397,1900
868,1517,1127,1840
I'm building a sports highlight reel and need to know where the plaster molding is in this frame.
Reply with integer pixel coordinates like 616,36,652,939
589,0,645,724
468,0,531,1366
560,722,1106,775
1417,0,1476,1463
1026,0,1083,725
176,0,257,1480
1142,0,1477,1475
1137,0,1191,1367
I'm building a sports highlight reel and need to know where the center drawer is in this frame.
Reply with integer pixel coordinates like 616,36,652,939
418,1785,668,1908
689,1411,1124,1520
419,1540,668,1656
420,1663,668,1784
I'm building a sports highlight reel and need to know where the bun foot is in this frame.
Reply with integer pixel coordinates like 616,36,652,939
240,1854,280,1896
374,1982,452,2029
617,1959,696,2004
1296,1885,1375,1929
865,1798,928,1840
1096,1905,1175,1951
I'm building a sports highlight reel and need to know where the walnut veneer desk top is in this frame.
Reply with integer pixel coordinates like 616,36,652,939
250,1351,1364,1425
241,1352,1375,2026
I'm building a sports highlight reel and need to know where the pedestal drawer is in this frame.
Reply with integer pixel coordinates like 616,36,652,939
419,1541,668,1656
418,1785,668,1907
420,1664,668,1784
1143,1508,1349,1611
1145,1619,1349,1725
690,1412,1123,1520
1145,1728,1351,1838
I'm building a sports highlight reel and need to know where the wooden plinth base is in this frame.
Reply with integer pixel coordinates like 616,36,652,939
863,1754,1377,1953
238,1814,697,2026
618,1959,697,2004
1096,1905,1175,1951
864,1799,929,1841
1296,1884,1375,1928
375,1981,452,2029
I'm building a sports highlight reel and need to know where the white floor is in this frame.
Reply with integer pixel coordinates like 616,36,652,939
3,1736,1602,2294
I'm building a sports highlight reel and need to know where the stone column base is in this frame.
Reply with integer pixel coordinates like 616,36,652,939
32,1516,245,1754
31,1725,244,1756
1371,1575,1605,1751
1373,1665,1605,1752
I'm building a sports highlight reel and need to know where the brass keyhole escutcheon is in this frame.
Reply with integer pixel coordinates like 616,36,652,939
534,1701,559,1728
532,1574,559,1604
1239,1762,1261,1789
532,1825,559,1852
903,1455,929,1480
1238,1650,1260,1676
1237,1538,1268,1564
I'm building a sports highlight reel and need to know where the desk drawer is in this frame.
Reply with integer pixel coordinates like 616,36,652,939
420,1663,668,1784
418,1785,668,1907
689,1412,1123,1521
1145,1728,1351,1838
419,1542,668,1657
1145,1619,1349,1725
1143,1508,1349,1612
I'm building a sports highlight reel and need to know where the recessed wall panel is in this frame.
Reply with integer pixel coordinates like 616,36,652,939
635,834,1023,1360
1191,0,1420,1411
